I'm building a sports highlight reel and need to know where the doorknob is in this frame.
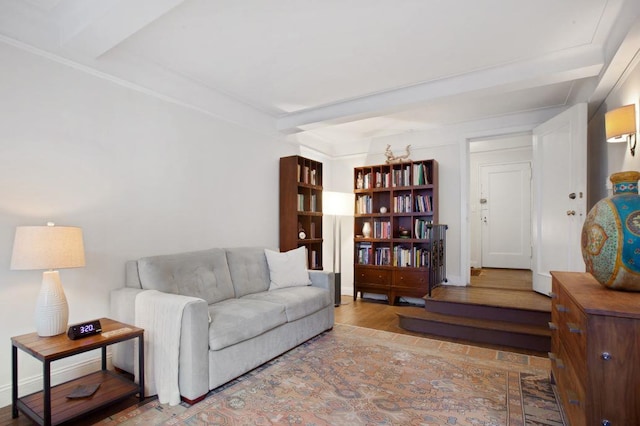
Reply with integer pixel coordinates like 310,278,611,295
566,210,576,216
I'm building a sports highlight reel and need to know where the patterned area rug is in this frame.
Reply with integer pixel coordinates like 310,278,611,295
100,324,564,425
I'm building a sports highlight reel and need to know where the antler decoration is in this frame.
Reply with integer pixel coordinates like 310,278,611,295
384,145,412,164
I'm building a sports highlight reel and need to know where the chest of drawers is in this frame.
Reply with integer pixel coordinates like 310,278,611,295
550,271,640,426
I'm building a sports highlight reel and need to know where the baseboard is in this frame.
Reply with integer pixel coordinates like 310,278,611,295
0,352,113,409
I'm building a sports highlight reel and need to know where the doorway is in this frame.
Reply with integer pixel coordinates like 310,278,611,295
469,134,533,289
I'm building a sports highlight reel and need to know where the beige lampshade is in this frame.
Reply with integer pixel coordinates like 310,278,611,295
605,104,637,143
11,225,85,270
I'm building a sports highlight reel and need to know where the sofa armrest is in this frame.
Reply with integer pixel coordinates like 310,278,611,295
110,287,210,402
309,271,335,305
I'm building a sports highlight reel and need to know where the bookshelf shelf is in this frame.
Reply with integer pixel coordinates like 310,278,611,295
280,156,323,270
353,159,446,304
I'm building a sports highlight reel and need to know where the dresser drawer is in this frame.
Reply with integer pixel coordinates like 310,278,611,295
393,269,429,291
552,283,587,382
355,266,391,286
552,344,586,426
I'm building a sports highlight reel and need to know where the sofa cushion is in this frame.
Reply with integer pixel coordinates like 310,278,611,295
137,248,234,304
242,286,331,322
208,298,287,350
264,247,311,290
225,247,271,297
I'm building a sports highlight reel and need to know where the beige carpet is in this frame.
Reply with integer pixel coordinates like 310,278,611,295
99,324,564,425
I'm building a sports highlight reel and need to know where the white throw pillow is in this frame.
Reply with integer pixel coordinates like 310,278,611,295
265,246,312,290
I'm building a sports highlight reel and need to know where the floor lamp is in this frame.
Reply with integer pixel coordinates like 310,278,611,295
324,191,354,307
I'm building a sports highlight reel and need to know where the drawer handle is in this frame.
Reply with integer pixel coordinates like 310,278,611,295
556,304,569,313
567,323,582,334
602,420,612,426
555,358,565,369
548,352,557,360
548,322,558,330
601,352,612,361
549,291,557,299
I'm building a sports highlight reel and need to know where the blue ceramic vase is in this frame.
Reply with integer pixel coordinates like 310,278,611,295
581,171,640,290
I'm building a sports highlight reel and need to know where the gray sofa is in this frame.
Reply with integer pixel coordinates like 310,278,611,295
110,246,335,403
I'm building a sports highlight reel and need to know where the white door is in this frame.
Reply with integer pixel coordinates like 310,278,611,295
480,162,532,269
532,103,587,295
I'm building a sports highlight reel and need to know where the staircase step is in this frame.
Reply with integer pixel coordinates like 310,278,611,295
398,310,551,352
423,298,550,326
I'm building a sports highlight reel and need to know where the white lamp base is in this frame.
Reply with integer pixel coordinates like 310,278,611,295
35,270,69,337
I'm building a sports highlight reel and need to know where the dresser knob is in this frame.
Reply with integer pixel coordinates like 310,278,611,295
549,292,557,299
557,304,569,313
601,420,611,426
601,352,612,361
548,322,558,330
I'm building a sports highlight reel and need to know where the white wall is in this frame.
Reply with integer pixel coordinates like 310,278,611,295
0,42,299,406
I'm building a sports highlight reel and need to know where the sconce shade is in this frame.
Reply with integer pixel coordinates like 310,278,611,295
11,226,85,270
605,104,636,143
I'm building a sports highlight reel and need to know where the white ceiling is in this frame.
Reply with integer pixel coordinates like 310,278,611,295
1,0,639,155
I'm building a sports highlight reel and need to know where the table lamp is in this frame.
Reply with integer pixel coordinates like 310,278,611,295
11,223,85,336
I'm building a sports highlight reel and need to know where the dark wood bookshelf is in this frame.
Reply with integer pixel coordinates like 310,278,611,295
279,155,323,269
353,159,445,304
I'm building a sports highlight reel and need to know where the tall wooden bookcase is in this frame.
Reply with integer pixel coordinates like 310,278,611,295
279,155,323,270
353,159,446,304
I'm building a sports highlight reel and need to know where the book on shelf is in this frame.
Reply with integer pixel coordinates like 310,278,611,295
373,220,391,239
297,194,305,211
356,195,372,214
356,242,373,265
311,250,318,268
375,247,391,265
310,194,317,212
415,194,432,212
310,222,316,239
393,246,431,268
393,194,413,213
414,218,433,239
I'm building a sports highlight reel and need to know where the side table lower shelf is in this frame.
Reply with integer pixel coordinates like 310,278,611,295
17,371,139,425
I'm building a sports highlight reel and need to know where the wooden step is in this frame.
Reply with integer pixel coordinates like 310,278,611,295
425,286,551,326
398,310,551,352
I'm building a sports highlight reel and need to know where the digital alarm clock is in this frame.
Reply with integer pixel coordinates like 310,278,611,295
67,319,102,340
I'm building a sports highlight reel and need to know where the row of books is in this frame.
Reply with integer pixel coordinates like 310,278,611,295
356,243,432,267
356,195,373,214
393,246,432,268
394,194,413,213
297,194,318,212
414,219,434,239
415,194,432,212
356,243,392,265
413,163,432,185
297,165,320,186
373,221,391,239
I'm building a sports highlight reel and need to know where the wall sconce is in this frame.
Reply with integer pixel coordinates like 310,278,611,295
605,104,637,156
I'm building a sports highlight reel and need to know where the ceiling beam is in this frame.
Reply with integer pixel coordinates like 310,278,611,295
277,45,604,134
60,0,185,58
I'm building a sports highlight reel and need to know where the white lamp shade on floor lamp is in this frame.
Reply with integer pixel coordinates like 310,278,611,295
11,223,85,336
324,192,355,306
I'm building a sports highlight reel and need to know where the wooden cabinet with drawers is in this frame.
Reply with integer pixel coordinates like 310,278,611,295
550,271,640,426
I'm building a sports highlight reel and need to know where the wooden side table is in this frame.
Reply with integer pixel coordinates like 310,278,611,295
11,318,144,426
